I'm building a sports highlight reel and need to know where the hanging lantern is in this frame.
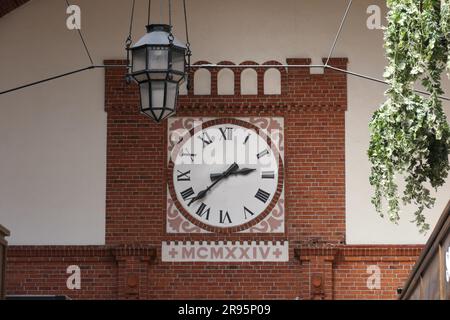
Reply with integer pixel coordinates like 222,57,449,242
128,24,188,122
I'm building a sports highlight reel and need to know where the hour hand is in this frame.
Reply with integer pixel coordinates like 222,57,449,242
210,168,256,181
189,163,239,206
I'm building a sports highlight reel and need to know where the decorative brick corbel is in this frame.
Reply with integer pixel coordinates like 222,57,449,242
112,245,157,300
294,246,337,300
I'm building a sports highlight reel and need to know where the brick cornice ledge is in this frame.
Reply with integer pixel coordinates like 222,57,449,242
294,247,338,262
106,102,346,114
176,103,346,114
8,245,157,261
112,244,157,262
294,245,424,262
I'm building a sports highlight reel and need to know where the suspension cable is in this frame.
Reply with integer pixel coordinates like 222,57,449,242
0,66,94,95
325,0,353,67
3,0,450,103
2,63,450,102
64,0,94,66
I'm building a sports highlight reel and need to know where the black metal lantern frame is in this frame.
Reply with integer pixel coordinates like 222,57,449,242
128,24,188,123
138,78,180,122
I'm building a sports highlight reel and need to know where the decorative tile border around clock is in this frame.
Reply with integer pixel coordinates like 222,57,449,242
167,117,284,159
166,193,285,234
161,241,289,262
166,117,285,234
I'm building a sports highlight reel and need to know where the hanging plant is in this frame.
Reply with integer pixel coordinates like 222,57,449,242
368,0,450,232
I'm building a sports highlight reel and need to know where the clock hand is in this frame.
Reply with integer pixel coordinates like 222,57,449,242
210,168,257,181
188,163,239,206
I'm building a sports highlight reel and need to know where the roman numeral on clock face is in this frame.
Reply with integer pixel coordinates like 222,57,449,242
196,203,210,220
244,206,255,220
181,148,196,162
255,189,271,204
219,127,233,140
219,210,232,224
257,149,270,159
180,187,195,202
177,170,191,181
198,131,213,148
243,134,250,145
262,171,275,179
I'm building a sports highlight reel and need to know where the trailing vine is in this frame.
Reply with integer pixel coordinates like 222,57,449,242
369,0,450,232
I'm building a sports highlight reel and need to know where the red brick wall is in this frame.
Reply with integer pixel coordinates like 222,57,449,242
6,247,118,299
334,260,417,299
297,246,421,300
4,57,423,300
0,0,30,18
6,245,421,300
105,58,347,245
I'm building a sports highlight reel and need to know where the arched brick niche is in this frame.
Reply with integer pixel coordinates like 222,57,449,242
179,58,345,103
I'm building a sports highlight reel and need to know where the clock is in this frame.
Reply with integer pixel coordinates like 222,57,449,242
167,118,284,233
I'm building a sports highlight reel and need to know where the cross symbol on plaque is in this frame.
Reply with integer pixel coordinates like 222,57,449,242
169,248,178,259
273,248,283,259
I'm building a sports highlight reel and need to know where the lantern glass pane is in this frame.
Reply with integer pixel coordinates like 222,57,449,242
151,82,165,109
165,82,178,110
148,47,169,70
171,72,184,83
162,110,174,121
149,71,168,80
172,50,185,74
133,47,146,72
140,82,150,109
153,109,163,121
134,73,148,83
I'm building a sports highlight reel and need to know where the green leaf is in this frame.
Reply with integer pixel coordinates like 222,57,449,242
369,0,450,233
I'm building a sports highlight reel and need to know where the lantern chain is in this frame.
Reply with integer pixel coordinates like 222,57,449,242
183,0,192,90
148,0,152,26
125,0,136,84
168,0,172,27
168,0,175,42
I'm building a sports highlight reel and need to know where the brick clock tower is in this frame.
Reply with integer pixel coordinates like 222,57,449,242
6,57,422,300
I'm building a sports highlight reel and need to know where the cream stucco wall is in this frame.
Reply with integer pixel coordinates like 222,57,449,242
0,0,449,245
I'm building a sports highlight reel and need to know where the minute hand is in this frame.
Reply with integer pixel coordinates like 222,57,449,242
188,163,239,206
210,168,256,181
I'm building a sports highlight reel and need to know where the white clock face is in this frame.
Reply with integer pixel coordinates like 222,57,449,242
169,120,283,232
